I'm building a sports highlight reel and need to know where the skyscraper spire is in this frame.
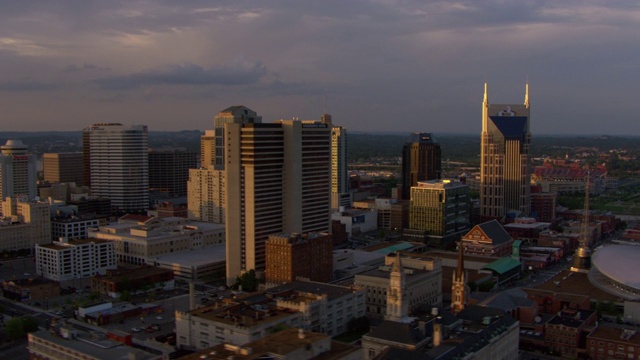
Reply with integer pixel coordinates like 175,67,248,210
524,82,529,108
483,82,488,104
482,82,489,133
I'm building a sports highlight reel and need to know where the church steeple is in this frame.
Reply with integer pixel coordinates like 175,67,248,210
451,241,466,314
386,253,409,322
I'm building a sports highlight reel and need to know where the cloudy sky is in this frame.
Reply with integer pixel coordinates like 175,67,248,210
1,1,638,135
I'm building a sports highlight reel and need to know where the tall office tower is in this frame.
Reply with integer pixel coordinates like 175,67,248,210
226,119,331,284
324,115,351,209
480,83,531,221
148,147,198,198
409,179,470,246
187,167,225,223
0,139,37,200
401,133,441,200
83,123,149,213
43,153,84,185
213,106,261,170
200,130,215,168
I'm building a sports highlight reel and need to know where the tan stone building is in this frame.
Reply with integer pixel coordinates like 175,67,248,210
88,214,225,265
187,167,225,223
355,253,442,318
0,197,50,253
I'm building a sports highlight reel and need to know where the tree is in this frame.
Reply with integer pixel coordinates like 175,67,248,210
120,290,132,302
347,316,370,333
234,269,258,292
4,316,39,341
88,292,100,302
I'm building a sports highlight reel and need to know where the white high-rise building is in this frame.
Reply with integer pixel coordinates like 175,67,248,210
83,123,149,212
0,140,37,200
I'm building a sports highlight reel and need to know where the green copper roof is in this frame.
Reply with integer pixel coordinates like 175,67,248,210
483,257,521,274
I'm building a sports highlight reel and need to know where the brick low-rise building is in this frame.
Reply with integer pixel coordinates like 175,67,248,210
265,232,333,284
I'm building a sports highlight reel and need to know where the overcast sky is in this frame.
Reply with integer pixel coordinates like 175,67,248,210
1,1,638,135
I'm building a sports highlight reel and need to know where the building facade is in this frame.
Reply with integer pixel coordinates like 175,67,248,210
51,216,100,241
42,152,84,186
200,129,215,168
88,215,225,266
265,232,333,284
187,167,225,223
225,119,331,283
480,83,531,220
325,114,351,209
0,197,51,253
409,179,470,245
83,123,149,212
401,133,441,200
355,254,442,318
0,139,37,200
35,238,117,281
460,220,514,257
148,147,198,198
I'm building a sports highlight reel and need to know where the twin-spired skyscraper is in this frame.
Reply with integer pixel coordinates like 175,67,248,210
480,83,531,220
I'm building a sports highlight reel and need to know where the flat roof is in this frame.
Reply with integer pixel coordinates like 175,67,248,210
267,280,360,302
153,244,226,266
30,328,158,359
182,328,358,360
364,241,415,255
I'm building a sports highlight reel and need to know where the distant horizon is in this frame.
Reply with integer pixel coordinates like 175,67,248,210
1,129,639,139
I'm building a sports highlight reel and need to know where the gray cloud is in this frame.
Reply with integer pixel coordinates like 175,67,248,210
63,63,111,73
0,1,639,134
0,80,57,92
91,60,267,90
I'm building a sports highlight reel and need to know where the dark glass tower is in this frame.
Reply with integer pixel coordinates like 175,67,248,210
401,133,441,200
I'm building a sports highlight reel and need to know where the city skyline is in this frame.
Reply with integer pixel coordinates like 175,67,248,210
1,1,639,135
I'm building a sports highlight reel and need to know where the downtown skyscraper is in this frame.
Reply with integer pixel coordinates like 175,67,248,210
83,123,149,213
401,133,441,200
225,119,331,284
0,139,37,200
480,83,531,220
321,113,351,209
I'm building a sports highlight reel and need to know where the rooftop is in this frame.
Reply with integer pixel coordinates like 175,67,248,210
592,245,640,291
153,244,226,266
